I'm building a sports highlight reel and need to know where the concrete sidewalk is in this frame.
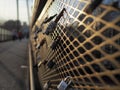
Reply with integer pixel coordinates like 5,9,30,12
0,39,29,90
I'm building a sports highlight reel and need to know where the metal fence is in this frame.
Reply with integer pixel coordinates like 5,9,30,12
31,0,120,90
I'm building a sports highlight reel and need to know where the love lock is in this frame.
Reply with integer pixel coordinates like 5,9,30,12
84,0,102,14
50,40,57,50
47,60,55,69
36,28,42,34
43,80,51,90
36,43,40,49
43,14,57,23
49,36,60,50
44,21,57,35
57,76,72,90
40,38,46,46
43,8,66,35
36,38,46,49
33,33,38,40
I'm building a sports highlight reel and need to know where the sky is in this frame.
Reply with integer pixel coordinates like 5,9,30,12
0,0,33,25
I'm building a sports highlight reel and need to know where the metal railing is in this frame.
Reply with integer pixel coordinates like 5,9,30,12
0,28,12,42
31,0,120,90
29,43,35,90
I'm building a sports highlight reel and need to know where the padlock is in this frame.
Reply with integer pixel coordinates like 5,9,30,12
49,36,61,50
43,80,51,90
36,28,42,34
57,76,72,90
85,0,103,14
47,60,55,69
43,60,48,65
36,38,46,49
38,59,48,67
40,38,46,46
38,61,42,67
44,8,66,35
102,0,120,9
49,40,58,50
43,14,57,23
33,33,38,40
43,21,57,35
36,43,40,49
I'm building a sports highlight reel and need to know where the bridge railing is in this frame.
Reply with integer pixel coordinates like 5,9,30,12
30,0,120,90
0,28,12,42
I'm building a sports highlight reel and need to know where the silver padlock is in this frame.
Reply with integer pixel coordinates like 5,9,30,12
57,76,72,90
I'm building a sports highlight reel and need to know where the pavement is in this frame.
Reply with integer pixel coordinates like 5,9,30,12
0,39,29,90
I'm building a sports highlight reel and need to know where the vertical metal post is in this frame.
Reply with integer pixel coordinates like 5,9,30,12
16,0,19,21
26,0,30,24
16,0,19,31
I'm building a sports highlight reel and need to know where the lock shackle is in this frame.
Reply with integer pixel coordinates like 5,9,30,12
64,76,72,85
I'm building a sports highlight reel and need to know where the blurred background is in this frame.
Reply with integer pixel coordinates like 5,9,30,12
0,0,33,40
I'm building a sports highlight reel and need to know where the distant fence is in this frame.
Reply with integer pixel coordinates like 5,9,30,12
0,28,12,42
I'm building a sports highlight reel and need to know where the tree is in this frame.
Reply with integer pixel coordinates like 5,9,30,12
1,20,22,31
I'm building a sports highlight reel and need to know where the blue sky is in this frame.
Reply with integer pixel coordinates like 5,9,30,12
0,0,33,24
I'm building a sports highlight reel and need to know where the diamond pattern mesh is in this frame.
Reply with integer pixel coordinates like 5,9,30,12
31,0,120,90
